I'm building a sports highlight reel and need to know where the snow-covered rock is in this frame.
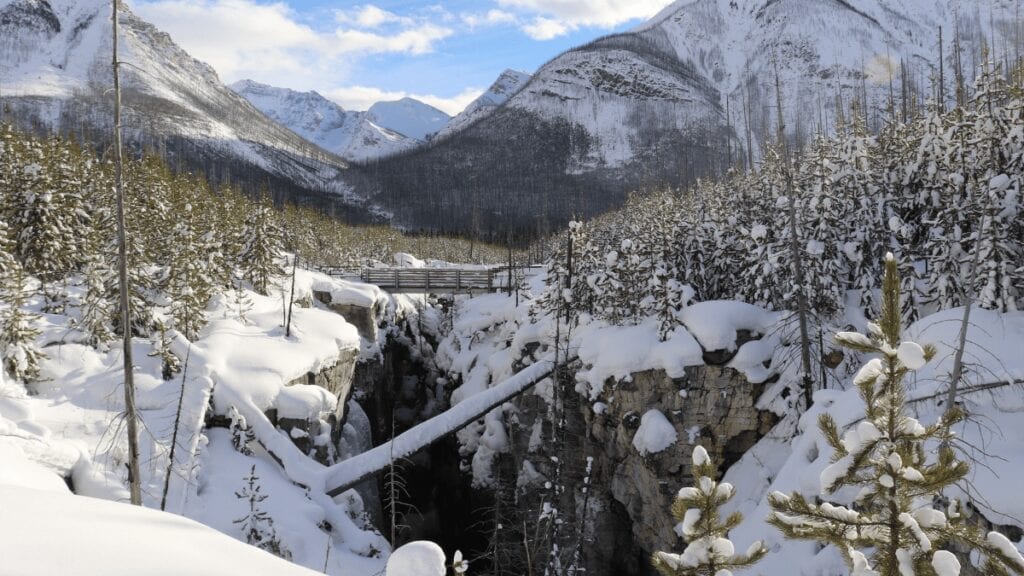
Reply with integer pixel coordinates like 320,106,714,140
385,541,447,576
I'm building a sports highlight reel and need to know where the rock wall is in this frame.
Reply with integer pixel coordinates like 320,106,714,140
503,362,778,575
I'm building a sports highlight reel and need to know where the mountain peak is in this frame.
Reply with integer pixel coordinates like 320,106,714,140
367,98,450,141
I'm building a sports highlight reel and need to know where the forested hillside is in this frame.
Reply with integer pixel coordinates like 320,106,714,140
533,62,1023,397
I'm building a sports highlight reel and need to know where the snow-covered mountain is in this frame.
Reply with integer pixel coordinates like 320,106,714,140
354,0,1020,235
366,98,450,142
230,80,418,163
436,69,530,138
0,0,371,217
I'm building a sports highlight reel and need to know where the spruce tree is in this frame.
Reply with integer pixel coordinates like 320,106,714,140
0,268,46,383
234,465,290,560
767,254,1024,576
652,446,767,576
149,319,181,381
78,252,116,349
238,200,284,297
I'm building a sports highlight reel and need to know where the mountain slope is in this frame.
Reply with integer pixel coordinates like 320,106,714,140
349,0,1020,238
230,80,417,163
437,69,531,138
0,0,371,218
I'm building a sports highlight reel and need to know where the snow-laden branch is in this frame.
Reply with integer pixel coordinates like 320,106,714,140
325,359,559,497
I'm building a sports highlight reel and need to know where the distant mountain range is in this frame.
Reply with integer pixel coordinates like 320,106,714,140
230,71,531,163
0,0,371,218
1,0,1019,237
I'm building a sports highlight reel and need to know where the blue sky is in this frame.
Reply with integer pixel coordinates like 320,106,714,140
131,0,677,114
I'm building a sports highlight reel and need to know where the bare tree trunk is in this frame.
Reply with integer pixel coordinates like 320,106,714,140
286,253,298,337
113,0,142,506
160,340,191,511
774,59,815,410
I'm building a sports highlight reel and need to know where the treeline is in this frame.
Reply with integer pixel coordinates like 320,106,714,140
0,124,508,382
538,61,1024,344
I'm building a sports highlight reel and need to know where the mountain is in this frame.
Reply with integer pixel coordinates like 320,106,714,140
366,98,450,141
0,0,372,219
436,69,531,138
348,0,1020,239
229,80,417,163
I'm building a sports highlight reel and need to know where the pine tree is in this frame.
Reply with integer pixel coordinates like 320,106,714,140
233,465,290,560
149,319,181,381
238,198,284,297
767,255,1024,576
228,406,256,456
652,446,767,576
78,252,116,349
0,268,46,383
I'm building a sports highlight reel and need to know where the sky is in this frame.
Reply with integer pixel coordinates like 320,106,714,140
129,0,678,115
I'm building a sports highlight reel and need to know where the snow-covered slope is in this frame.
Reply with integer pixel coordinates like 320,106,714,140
0,0,363,212
367,98,450,141
437,69,531,138
0,484,320,576
230,80,418,163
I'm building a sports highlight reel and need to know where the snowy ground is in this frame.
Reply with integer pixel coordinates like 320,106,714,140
0,268,395,575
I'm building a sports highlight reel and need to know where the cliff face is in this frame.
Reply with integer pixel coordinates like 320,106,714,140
501,360,779,575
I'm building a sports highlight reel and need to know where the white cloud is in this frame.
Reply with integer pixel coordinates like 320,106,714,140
522,17,569,41
132,0,452,86
325,86,484,116
461,9,518,29
498,0,674,39
333,24,453,56
336,5,411,28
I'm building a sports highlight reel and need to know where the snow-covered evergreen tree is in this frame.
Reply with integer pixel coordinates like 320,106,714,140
238,199,284,296
0,268,45,383
149,319,181,381
233,465,290,560
768,254,1024,576
78,252,116,349
652,446,767,576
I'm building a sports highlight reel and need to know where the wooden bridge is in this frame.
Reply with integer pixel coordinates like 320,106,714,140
308,264,543,293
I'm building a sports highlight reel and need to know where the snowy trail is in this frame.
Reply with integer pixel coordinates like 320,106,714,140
325,359,559,496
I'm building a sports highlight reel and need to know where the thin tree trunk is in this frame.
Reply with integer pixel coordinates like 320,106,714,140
160,339,191,511
113,0,142,506
286,253,298,337
773,59,815,410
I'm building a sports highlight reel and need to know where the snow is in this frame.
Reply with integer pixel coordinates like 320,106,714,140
575,318,704,400
897,341,927,370
275,385,337,420
438,69,531,138
0,267,391,575
679,301,779,352
931,550,960,576
632,409,678,456
385,541,447,576
231,79,420,162
368,98,450,141
0,485,320,576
